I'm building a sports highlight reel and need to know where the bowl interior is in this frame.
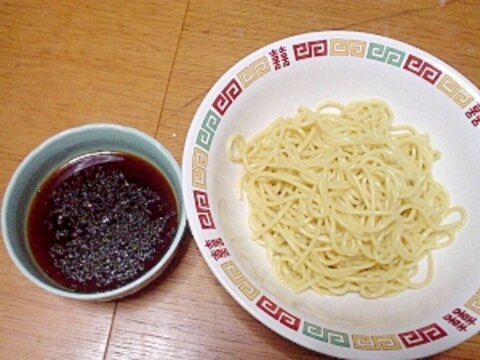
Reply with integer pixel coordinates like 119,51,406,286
209,60,480,332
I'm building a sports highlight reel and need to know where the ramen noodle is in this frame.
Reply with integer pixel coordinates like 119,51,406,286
226,99,466,298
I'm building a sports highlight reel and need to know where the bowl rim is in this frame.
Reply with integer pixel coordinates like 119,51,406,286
1,123,187,301
181,30,480,358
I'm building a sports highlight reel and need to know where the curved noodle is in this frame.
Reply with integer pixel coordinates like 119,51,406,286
226,99,466,298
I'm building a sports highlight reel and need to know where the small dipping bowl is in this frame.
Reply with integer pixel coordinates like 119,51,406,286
1,124,186,301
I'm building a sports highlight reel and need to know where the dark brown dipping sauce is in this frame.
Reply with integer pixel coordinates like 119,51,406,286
27,151,178,293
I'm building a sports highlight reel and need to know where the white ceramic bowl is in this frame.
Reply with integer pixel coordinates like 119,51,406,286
182,31,480,359
2,124,186,301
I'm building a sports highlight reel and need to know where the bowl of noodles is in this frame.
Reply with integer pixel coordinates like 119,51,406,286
182,31,480,359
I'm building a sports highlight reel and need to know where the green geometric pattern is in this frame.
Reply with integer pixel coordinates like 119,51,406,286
303,321,351,348
367,42,406,67
195,109,221,151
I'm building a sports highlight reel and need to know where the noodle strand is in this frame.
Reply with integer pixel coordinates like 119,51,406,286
226,99,466,299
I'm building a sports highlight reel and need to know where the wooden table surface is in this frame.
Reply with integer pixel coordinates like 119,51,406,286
1,1,479,359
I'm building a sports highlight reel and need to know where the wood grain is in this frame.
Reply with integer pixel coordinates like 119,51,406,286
0,1,479,359
0,1,187,359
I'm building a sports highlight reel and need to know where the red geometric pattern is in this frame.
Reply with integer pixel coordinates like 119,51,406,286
193,190,215,229
293,40,328,60
398,323,447,348
403,54,442,84
212,78,243,116
256,295,300,331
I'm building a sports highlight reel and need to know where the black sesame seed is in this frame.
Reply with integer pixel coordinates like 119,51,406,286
27,152,178,293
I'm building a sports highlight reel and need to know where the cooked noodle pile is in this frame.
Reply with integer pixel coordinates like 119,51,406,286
227,100,466,298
